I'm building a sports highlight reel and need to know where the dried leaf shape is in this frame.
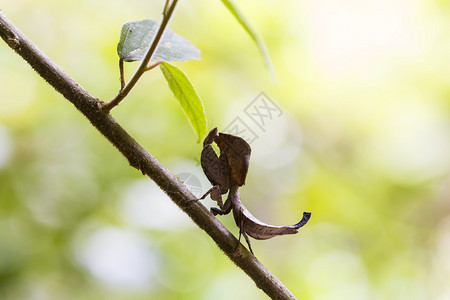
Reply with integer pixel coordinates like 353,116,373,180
228,185,311,253
216,133,251,186
200,128,230,194
199,128,311,254
235,199,311,240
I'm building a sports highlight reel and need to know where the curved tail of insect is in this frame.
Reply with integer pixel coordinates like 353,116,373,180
292,212,311,229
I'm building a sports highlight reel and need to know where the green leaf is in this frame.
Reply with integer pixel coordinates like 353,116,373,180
220,0,276,82
117,19,201,62
160,62,207,142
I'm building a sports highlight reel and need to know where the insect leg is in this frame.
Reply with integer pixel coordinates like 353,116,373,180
198,187,213,200
242,230,254,255
210,196,232,216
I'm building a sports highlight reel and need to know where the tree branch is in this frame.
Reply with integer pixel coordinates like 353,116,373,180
0,11,297,300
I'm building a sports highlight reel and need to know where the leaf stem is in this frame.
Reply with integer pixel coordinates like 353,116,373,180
102,0,179,113
163,0,171,16
145,60,162,71
119,58,125,90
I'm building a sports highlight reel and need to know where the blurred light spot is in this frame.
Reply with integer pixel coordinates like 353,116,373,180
176,172,203,198
121,179,192,230
19,123,98,228
0,124,12,169
379,276,427,300
223,94,301,169
0,71,36,118
156,231,215,292
431,216,450,299
307,250,371,300
303,0,423,75
202,270,266,300
75,226,157,291
367,101,450,181
248,109,291,163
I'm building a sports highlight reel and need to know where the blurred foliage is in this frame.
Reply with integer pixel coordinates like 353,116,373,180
1,0,450,299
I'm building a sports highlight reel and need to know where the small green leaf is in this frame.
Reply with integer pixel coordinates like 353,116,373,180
160,62,207,142
117,19,201,62
220,0,276,82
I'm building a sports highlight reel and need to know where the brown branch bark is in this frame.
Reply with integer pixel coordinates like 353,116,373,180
0,11,297,300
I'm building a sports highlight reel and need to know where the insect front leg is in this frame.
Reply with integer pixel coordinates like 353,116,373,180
198,185,217,201
210,190,232,216
210,185,224,209
241,230,254,255
233,207,254,254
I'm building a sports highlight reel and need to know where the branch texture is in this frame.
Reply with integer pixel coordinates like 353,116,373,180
0,11,297,300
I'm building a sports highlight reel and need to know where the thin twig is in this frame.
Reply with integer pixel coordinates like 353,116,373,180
119,58,125,90
145,60,162,71
102,0,178,113
163,0,171,16
0,11,298,300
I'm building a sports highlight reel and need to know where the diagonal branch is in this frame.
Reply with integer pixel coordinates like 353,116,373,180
0,11,297,300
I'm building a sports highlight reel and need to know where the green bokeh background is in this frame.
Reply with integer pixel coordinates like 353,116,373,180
1,0,450,299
